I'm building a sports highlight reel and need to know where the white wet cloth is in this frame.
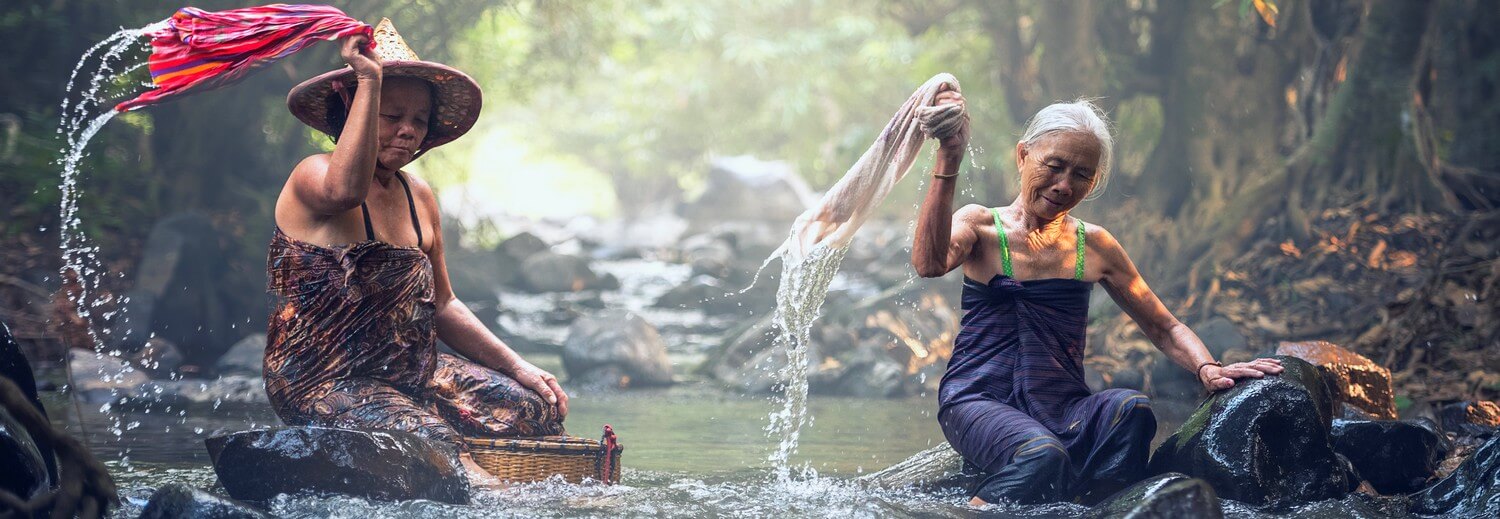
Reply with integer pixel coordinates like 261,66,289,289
772,73,967,263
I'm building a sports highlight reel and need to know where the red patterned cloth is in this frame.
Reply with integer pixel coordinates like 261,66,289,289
115,4,372,112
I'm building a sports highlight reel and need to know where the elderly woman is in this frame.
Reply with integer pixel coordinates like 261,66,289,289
912,95,1284,505
264,21,565,482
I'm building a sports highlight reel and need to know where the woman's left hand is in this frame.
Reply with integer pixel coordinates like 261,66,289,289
1200,357,1284,391
511,360,569,418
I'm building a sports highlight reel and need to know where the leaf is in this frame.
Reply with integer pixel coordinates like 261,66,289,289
1252,0,1279,28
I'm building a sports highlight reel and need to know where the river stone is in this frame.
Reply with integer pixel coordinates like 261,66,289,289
857,442,978,492
562,310,673,388
70,350,151,403
204,427,469,504
215,334,266,377
654,275,738,315
0,405,49,502
1330,419,1450,494
677,155,815,225
518,251,603,293
130,337,185,377
139,483,270,519
1437,400,1500,438
1409,435,1500,517
498,231,550,263
1087,473,1222,519
1147,355,1355,505
1275,340,1397,420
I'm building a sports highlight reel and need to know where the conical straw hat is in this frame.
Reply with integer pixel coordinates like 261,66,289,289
287,18,481,151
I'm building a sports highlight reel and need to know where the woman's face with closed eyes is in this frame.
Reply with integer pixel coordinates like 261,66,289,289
1014,130,1102,220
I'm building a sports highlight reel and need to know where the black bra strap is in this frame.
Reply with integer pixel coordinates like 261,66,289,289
360,202,376,241
394,171,423,248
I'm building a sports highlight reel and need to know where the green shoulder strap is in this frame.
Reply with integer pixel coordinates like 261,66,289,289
1074,217,1087,281
991,207,1013,278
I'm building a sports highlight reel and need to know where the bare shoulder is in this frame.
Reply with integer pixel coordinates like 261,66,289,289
955,204,991,225
291,153,332,176
399,170,443,220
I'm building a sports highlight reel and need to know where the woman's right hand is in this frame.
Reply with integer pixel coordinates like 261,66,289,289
341,35,381,80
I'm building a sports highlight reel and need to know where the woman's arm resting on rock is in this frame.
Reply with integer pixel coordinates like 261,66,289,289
290,36,383,215
424,195,569,417
1095,228,1283,391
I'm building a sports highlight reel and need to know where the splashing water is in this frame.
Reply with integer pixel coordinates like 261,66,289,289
758,74,966,482
764,244,848,482
55,24,159,465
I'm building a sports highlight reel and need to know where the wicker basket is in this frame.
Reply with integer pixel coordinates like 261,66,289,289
467,428,622,484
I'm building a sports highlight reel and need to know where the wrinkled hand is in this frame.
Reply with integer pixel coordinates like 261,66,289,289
341,35,381,80
1200,357,1284,391
933,84,970,156
512,360,569,419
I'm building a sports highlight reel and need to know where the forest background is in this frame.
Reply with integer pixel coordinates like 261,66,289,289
1,0,1495,404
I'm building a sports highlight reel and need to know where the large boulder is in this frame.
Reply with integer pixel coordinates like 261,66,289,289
1087,473,1222,519
497,231,550,263
562,310,673,388
138,483,270,519
518,251,605,293
857,442,978,493
204,427,469,504
1276,341,1398,420
113,212,260,365
1331,419,1450,494
1409,435,1500,517
1147,355,1355,505
677,155,815,225
0,406,49,503
215,334,266,377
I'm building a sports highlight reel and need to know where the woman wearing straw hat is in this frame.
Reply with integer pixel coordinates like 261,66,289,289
265,19,566,484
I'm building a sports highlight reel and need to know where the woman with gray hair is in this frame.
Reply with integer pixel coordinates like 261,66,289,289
912,98,1283,505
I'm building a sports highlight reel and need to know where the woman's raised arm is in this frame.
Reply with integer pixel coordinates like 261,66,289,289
290,35,383,216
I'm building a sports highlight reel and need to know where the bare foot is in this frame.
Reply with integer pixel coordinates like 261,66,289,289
968,496,988,507
460,453,507,490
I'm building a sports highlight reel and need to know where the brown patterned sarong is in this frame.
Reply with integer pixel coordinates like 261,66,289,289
264,227,562,451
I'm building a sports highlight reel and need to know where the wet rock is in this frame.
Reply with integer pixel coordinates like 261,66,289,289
498,231,550,263
1330,419,1450,494
1409,435,1500,517
678,155,815,225
205,427,469,504
1087,473,1222,519
700,314,788,393
215,334,266,377
130,337,184,377
69,350,151,403
562,310,673,388
139,483,269,519
1437,400,1500,438
654,275,739,315
0,406,49,502
1147,355,1355,505
857,442,978,492
1276,340,1397,420
518,251,605,293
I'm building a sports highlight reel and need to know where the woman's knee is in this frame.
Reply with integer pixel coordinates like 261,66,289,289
1106,390,1155,428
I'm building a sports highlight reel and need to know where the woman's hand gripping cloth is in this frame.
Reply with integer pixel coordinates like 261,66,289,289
115,4,373,112
772,73,968,263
